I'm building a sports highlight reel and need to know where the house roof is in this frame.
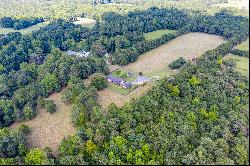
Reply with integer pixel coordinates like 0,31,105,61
132,76,150,84
106,75,123,84
123,82,132,88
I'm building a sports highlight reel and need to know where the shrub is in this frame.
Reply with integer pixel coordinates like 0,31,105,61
23,106,35,120
44,100,56,114
25,148,52,165
37,97,46,108
169,57,187,69
18,124,31,135
114,70,127,78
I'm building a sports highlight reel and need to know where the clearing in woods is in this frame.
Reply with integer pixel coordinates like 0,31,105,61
10,91,75,156
73,18,96,28
224,54,249,77
144,29,177,41
0,22,49,35
99,32,226,108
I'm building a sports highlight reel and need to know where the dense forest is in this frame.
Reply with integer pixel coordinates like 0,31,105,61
0,5,249,165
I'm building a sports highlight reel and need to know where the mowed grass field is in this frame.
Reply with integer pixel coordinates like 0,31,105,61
235,38,249,51
10,91,75,156
0,22,49,35
144,29,177,41
224,54,249,77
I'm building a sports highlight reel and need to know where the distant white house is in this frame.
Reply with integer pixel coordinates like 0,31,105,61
66,50,90,58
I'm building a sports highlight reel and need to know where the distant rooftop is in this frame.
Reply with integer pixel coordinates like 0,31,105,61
66,50,90,58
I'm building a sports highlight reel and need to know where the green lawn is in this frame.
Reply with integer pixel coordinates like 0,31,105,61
0,22,49,35
112,69,137,82
108,83,137,95
235,38,249,51
225,54,249,77
144,29,177,41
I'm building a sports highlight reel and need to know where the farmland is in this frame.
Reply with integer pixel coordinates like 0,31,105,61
0,21,49,35
144,29,177,41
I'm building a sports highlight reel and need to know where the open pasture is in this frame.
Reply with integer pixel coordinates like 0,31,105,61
10,91,75,156
123,32,226,77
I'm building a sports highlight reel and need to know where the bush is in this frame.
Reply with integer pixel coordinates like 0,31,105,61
114,70,127,78
90,75,108,91
23,106,35,120
25,148,52,165
37,97,46,108
169,57,187,69
18,124,31,135
44,100,56,114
